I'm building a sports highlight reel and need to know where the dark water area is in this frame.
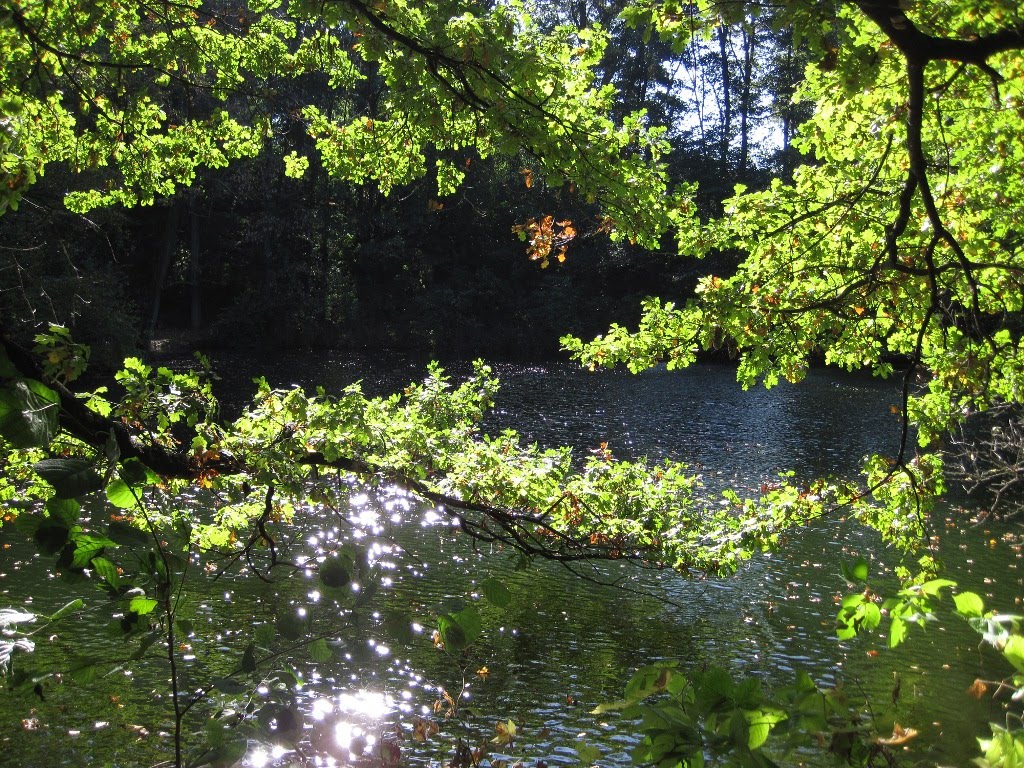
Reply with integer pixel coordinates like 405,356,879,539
1,357,1021,768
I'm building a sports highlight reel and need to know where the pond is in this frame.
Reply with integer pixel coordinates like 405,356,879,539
1,357,1020,768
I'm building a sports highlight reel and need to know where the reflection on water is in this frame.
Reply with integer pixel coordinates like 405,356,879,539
0,358,1020,768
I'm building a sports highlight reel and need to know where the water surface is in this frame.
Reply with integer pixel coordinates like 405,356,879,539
0,358,1019,768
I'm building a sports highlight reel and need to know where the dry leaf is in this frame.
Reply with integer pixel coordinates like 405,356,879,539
967,678,988,699
876,723,918,746
492,719,517,746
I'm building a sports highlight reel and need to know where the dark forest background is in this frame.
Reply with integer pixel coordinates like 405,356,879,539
0,2,809,367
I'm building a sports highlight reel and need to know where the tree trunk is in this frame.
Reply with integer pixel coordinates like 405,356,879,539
717,24,732,176
738,22,756,181
189,193,202,333
147,200,180,342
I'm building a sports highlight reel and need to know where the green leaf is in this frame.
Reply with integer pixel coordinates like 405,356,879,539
319,555,351,589
1002,636,1024,674
105,479,140,509
242,643,257,673
481,577,512,609
860,602,882,631
119,458,158,486
276,610,308,641
308,638,332,662
48,599,84,622
576,743,602,766
625,663,678,700
212,677,248,694
842,556,869,583
0,347,20,378
129,597,160,615
69,657,101,684
438,605,481,651
919,578,957,597
382,611,415,645
744,707,786,749
953,591,985,618
70,536,117,569
33,458,103,499
130,630,162,660
45,497,80,525
889,616,907,648
33,518,70,554
0,380,59,448
106,518,151,547
696,666,735,705
254,623,276,648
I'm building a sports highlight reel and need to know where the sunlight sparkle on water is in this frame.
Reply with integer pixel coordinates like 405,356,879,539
311,697,335,721
337,689,396,719
248,744,288,767
334,721,375,753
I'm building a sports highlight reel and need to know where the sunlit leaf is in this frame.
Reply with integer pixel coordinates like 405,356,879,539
953,591,985,618
129,597,160,615
491,719,516,746
91,557,120,588
744,707,786,749
1002,636,1024,674
889,616,906,648
105,481,138,509
842,556,869,583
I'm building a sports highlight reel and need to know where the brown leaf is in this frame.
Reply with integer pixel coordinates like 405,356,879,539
876,723,918,746
967,678,988,700
412,716,438,742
